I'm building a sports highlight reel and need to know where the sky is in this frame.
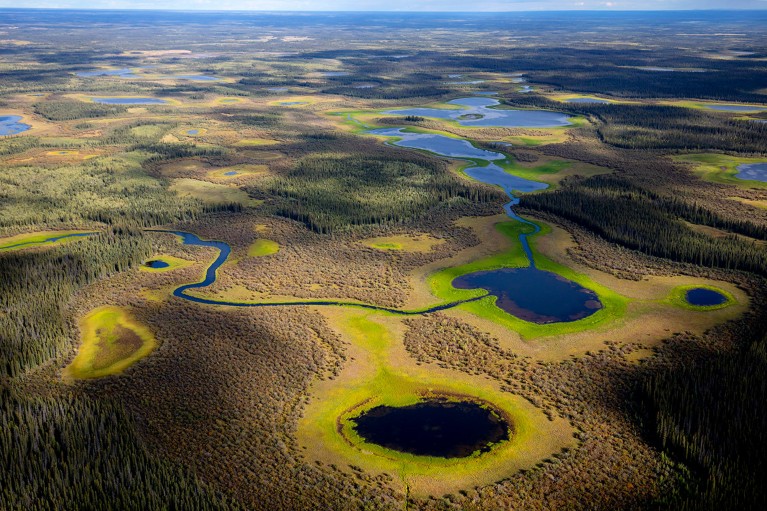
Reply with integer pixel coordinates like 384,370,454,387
0,0,765,10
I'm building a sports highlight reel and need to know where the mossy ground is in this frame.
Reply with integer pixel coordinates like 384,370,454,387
64,306,158,380
674,153,767,189
0,230,95,251
360,233,446,252
170,178,263,206
247,239,280,257
297,309,574,496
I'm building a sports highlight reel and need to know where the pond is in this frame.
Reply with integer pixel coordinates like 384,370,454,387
186,129,199,135
685,288,728,307
735,163,767,182
369,127,506,160
703,104,766,112
350,399,509,458
321,71,350,77
174,75,218,81
279,101,308,105
385,97,572,128
0,115,31,136
93,97,168,105
76,68,137,77
145,260,170,269
224,171,238,176
565,98,609,104
453,267,603,324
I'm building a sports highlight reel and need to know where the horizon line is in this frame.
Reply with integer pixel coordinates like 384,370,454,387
2,7,767,13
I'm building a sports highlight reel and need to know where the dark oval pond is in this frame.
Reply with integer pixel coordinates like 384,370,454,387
685,288,728,307
351,399,509,458
145,260,170,269
453,267,603,324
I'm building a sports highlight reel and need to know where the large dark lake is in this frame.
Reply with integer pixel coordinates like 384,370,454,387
351,399,509,458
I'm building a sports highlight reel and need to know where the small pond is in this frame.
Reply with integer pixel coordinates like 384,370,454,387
321,71,350,77
0,115,31,136
279,101,308,105
77,68,137,77
224,171,238,176
93,97,168,105
565,98,609,104
145,260,170,269
174,75,218,81
735,163,767,182
386,97,571,128
350,399,509,458
453,267,603,324
186,129,199,135
685,288,728,307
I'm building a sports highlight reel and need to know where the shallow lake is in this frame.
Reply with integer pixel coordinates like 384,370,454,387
386,97,572,128
703,104,766,112
321,71,350,77
351,400,509,458
453,267,603,323
279,101,308,105
685,288,728,306
735,163,767,182
76,68,137,77
224,171,238,176
566,98,609,104
93,97,168,105
187,129,199,135
0,115,31,136
369,127,506,160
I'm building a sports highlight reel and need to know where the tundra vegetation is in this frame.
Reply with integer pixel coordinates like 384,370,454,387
1,8,767,511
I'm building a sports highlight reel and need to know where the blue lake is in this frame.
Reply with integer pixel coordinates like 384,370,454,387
321,71,350,77
386,97,572,128
145,260,170,269
566,98,609,104
735,163,767,182
187,129,199,135
224,171,238,176
77,68,137,77
453,267,603,324
93,97,168,105
703,104,766,112
369,127,505,160
280,101,308,105
685,288,728,307
0,115,31,136
175,75,218,81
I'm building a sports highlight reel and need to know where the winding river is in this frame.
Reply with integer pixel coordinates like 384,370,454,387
154,101,601,322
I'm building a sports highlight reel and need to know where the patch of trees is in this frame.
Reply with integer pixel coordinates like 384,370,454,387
0,389,241,510
34,100,127,121
644,320,767,510
520,175,767,275
0,230,151,378
265,154,504,233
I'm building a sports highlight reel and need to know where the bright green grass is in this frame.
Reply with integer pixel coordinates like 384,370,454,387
64,306,158,380
674,153,767,189
0,230,95,251
247,239,280,257
666,284,736,311
297,311,573,495
427,220,628,339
